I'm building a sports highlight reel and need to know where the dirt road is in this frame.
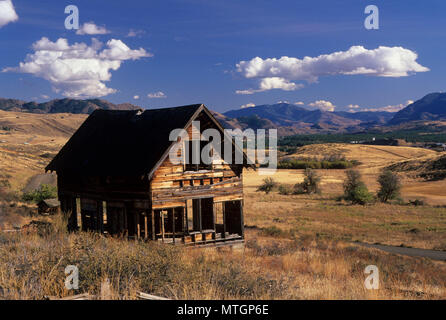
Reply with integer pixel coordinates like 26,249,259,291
356,242,446,262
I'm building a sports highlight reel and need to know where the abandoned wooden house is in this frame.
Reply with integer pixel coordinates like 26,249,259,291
46,104,252,246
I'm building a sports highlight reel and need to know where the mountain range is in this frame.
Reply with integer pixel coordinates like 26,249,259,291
222,103,395,135
0,98,141,114
389,92,446,125
0,92,445,136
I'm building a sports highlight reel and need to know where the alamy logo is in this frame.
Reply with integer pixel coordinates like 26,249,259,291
364,265,379,289
168,121,277,174
65,265,79,290
64,5,79,30
364,5,379,30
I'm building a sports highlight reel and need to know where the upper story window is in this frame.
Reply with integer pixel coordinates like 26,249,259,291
184,140,213,171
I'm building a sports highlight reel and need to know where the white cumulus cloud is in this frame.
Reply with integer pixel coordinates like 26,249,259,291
3,37,152,98
133,95,140,100
240,103,255,109
0,0,18,28
76,22,110,35
308,100,336,112
236,77,303,94
236,46,429,93
148,91,166,98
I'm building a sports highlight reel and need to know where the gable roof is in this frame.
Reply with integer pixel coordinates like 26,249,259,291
46,104,253,177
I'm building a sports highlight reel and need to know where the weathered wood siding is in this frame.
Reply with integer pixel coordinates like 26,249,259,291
151,112,243,209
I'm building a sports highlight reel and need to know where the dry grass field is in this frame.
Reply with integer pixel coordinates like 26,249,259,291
0,216,444,300
0,110,86,191
244,171,446,250
0,112,445,299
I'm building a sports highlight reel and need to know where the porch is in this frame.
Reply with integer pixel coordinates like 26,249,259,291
61,195,244,246
153,198,244,246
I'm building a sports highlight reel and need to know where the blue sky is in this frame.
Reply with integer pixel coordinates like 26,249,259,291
0,0,445,113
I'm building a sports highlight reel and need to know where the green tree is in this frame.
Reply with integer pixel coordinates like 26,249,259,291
343,169,374,204
377,170,401,203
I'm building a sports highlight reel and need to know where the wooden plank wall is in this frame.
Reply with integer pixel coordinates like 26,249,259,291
151,111,243,209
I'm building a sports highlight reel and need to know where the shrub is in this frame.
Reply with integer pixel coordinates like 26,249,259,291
278,184,292,195
276,155,358,170
293,168,321,194
257,178,277,194
22,184,57,203
350,185,375,205
409,199,425,206
343,170,373,204
292,183,305,194
260,226,289,238
302,168,321,194
377,170,401,202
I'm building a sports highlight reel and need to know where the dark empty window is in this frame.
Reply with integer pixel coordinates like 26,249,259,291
185,140,213,171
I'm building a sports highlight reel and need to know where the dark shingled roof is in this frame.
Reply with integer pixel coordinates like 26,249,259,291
46,104,205,176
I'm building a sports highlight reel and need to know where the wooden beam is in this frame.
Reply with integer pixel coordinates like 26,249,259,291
240,200,244,238
144,214,148,240
222,203,226,238
136,291,170,300
161,212,165,243
185,200,189,234
151,210,155,240
134,211,139,240
75,198,81,231
172,209,176,244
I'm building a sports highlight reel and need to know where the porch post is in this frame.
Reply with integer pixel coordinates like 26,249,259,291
151,210,155,240
240,200,244,238
144,213,148,240
75,198,82,231
222,203,226,238
161,212,165,243
172,209,176,244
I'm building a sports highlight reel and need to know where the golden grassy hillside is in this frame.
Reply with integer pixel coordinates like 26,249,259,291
278,143,446,204
0,111,86,190
290,143,439,171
